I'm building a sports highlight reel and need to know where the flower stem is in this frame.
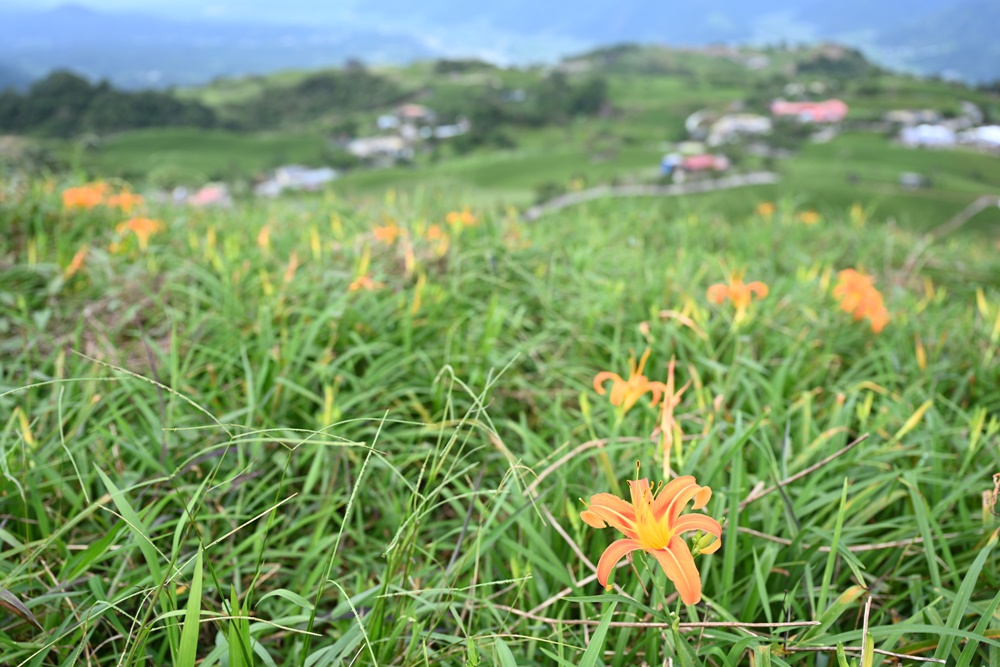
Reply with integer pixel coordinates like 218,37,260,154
599,412,624,496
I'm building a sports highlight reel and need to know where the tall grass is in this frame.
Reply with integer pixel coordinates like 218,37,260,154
1,182,998,666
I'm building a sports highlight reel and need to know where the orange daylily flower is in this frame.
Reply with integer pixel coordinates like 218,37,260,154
373,222,401,245
62,183,108,210
446,207,478,227
106,191,144,213
348,274,384,292
755,202,775,217
257,225,271,252
63,244,89,279
593,349,667,414
832,268,890,333
797,210,821,225
283,251,300,285
707,274,768,321
581,475,722,605
423,223,450,257
116,217,164,251
653,358,690,477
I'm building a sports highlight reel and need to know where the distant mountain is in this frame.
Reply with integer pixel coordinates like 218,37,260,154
879,1,1000,82
338,0,998,81
0,63,31,91
0,4,436,88
4,1,999,84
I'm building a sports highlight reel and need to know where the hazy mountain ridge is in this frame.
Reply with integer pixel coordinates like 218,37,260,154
0,4,436,88
1,1,998,87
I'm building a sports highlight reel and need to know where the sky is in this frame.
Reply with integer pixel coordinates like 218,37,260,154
3,1,359,22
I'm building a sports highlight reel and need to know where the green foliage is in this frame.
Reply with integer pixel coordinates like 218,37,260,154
0,70,218,138
1,155,999,665
226,69,406,130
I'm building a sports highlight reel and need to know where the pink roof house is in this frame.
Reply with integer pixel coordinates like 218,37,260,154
681,154,730,172
771,99,848,123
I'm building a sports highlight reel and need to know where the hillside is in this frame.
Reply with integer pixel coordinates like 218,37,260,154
15,44,994,240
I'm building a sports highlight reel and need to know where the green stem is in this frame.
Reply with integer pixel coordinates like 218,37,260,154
598,412,624,496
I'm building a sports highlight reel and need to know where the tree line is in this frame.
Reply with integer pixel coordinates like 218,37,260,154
0,66,609,141
0,71,217,137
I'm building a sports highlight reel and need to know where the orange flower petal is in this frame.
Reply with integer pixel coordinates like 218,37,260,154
585,493,639,538
650,536,703,605
706,284,728,304
747,281,769,299
596,538,641,588
672,514,723,554
592,371,620,396
651,475,699,520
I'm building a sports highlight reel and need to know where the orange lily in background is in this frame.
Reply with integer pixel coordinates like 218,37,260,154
593,349,666,414
446,207,478,227
797,210,821,225
62,183,107,210
581,475,721,605
755,202,775,217
707,274,768,321
257,225,272,252
373,221,401,245
653,358,690,478
833,268,889,333
63,244,89,279
283,251,300,285
348,274,384,292
107,191,144,213
116,217,164,251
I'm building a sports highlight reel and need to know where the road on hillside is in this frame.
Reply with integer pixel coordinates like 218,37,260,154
522,171,779,221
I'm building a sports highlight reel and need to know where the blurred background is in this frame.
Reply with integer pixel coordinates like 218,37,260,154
1,0,998,228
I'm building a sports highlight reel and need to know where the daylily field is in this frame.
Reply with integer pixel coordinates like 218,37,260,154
1,180,999,666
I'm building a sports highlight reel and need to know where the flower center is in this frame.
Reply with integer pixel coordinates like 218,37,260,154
635,500,672,551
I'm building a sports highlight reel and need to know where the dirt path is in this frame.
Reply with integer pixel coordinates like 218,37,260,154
522,171,779,221
929,194,1000,238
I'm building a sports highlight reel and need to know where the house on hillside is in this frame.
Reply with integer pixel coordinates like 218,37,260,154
177,183,231,208
347,135,409,160
432,118,471,139
900,124,956,148
681,154,730,172
770,99,848,123
396,104,435,124
255,165,338,197
707,114,772,146
959,125,1000,149
663,152,729,182
884,109,941,126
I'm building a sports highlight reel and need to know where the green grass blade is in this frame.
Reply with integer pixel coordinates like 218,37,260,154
95,467,163,583
177,547,204,667
494,637,518,667
935,527,999,662
579,600,617,667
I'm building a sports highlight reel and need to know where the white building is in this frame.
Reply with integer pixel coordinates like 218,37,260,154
707,114,772,146
959,125,1000,149
900,124,957,148
254,165,338,197
347,136,408,159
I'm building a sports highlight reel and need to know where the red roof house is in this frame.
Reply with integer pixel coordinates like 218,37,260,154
681,154,730,172
770,99,848,123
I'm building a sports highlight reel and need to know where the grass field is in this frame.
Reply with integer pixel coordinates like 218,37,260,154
56,128,331,185
1,178,999,666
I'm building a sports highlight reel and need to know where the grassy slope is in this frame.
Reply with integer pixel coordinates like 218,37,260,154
1,182,999,665
62,47,1000,232
58,128,330,183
